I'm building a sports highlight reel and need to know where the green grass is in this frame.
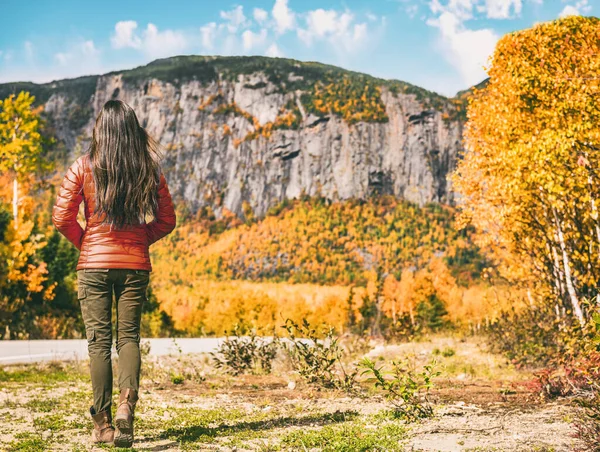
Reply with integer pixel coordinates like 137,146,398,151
0,363,86,384
7,432,50,452
281,420,406,451
25,398,59,413
33,413,68,432
144,406,361,449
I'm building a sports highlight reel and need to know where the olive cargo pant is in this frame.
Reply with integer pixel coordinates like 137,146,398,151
78,269,149,414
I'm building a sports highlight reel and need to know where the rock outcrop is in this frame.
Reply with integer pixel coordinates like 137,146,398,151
1,56,465,218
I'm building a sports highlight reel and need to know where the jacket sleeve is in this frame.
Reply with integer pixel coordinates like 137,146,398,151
146,172,176,245
52,159,85,250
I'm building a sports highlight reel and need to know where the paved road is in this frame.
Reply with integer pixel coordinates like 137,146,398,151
0,338,225,365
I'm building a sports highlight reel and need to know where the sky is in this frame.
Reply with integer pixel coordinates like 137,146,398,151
0,0,595,96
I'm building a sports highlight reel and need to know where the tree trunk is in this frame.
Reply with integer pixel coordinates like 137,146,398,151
551,245,564,299
372,295,383,338
553,209,585,326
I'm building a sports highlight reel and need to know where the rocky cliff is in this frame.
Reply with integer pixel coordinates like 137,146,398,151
0,56,466,218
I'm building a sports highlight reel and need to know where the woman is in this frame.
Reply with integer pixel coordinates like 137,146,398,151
52,100,176,447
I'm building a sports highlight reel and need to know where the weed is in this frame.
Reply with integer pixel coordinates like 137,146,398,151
442,347,456,357
360,357,440,421
432,346,456,357
282,318,358,391
211,325,278,375
171,373,185,385
146,339,207,384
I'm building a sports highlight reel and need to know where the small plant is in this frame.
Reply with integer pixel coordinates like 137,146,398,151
171,373,185,385
211,325,278,375
281,318,358,391
140,340,152,357
433,347,455,357
360,357,440,421
441,347,456,357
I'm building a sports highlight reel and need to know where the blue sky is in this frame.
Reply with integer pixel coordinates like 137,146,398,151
0,0,595,96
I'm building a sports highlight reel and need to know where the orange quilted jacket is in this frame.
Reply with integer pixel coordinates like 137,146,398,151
52,155,176,271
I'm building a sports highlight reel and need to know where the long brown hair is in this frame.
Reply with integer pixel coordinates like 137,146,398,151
89,100,161,227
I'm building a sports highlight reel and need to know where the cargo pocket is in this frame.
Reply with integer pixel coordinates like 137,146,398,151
85,328,96,344
78,285,87,300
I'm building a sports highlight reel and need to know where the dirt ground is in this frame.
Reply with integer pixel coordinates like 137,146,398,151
0,336,582,451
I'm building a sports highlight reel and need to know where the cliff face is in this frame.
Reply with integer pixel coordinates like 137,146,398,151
4,56,465,218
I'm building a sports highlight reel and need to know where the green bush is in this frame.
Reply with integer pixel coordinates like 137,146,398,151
360,357,440,421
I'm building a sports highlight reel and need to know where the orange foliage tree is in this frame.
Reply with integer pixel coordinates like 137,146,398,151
454,16,600,325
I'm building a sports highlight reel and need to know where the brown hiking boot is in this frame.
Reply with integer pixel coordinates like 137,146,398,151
114,388,138,448
90,407,114,444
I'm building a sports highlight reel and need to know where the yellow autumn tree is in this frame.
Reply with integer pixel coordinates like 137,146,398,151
0,92,44,228
0,92,54,338
454,16,600,325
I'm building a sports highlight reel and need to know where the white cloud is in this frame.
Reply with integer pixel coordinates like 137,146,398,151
55,40,99,66
480,0,522,18
265,43,283,57
306,9,352,39
110,21,187,58
242,29,268,51
406,4,419,18
111,20,141,49
559,5,579,16
427,10,497,86
220,6,248,33
559,0,591,17
1,37,108,83
431,0,527,20
254,8,269,23
54,52,69,65
297,9,370,52
143,24,187,58
429,0,475,20
81,40,98,56
353,23,368,43
200,22,217,50
426,0,535,87
272,0,296,34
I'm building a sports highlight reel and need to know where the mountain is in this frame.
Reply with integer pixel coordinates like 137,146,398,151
0,55,468,218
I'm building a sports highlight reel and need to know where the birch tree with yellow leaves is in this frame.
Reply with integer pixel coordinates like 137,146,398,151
454,16,600,326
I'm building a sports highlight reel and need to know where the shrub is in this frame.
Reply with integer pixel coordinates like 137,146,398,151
573,394,600,451
282,318,358,391
211,325,278,375
486,302,575,368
